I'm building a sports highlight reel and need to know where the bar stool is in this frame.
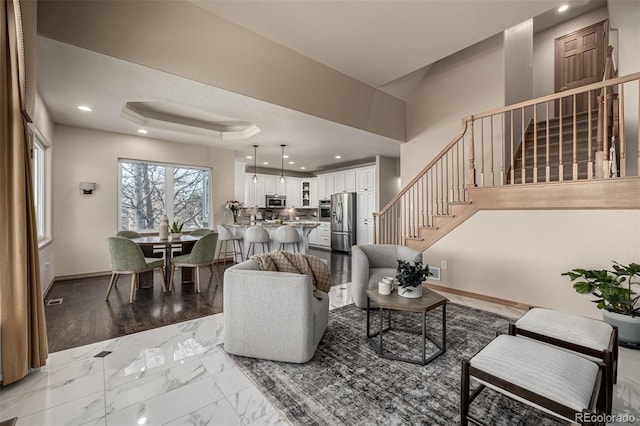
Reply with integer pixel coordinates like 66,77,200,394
216,225,244,265
245,226,270,258
275,226,300,253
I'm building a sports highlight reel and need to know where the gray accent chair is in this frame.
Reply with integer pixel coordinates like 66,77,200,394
223,259,329,363
169,233,219,292
351,244,422,309
106,236,167,303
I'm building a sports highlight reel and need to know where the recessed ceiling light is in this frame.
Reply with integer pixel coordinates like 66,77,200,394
137,129,148,134
283,154,289,159
77,105,92,112
288,161,295,165
335,155,342,159
300,166,306,170
263,162,269,165
558,4,569,12
246,155,253,159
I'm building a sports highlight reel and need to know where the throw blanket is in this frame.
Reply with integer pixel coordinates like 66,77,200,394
250,251,331,298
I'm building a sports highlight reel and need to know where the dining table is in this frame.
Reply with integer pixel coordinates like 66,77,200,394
131,234,202,288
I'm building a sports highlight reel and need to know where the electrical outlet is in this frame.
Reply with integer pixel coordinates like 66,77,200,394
441,260,448,270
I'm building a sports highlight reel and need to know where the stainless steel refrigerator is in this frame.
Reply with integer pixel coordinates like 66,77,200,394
331,192,357,252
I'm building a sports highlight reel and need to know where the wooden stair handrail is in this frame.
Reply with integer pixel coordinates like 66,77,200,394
471,72,640,121
374,117,470,218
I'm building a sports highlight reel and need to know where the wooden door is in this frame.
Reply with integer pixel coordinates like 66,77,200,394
554,21,607,116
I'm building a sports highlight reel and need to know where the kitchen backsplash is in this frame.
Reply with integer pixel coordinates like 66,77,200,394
238,207,318,222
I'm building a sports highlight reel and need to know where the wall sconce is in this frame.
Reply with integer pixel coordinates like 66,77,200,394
80,182,96,195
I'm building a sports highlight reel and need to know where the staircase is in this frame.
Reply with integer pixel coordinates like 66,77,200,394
508,110,599,184
373,72,640,252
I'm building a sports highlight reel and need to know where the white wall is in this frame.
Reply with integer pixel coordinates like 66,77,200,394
609,0,640,177
376,156,400,210
403,34,505,185
425,209,640,319
52,125,235,276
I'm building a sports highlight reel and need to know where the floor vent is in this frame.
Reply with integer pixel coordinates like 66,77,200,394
46,298,63,306
94,351,112,358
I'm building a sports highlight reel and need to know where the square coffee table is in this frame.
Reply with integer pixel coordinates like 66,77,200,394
366,287,447,365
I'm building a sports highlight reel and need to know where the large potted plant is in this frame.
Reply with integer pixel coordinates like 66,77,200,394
562,262,640,348
396,259,431,299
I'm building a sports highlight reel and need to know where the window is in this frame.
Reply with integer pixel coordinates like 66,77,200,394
30,126,48,240
119,159,211,231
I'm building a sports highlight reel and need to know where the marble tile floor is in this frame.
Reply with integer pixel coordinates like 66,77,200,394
1,284,638,425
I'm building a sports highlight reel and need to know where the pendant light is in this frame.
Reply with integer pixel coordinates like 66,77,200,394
252,145,258,184
279,144,286,184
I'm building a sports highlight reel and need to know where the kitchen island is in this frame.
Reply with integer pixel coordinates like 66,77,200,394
225,222,321,255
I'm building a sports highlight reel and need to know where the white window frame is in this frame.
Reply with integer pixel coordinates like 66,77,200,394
29,124,50,242
117,158,212,232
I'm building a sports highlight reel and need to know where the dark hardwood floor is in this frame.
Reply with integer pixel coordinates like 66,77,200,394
44,248,351,353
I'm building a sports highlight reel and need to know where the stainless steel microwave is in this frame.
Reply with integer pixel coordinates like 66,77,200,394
266,195,286,207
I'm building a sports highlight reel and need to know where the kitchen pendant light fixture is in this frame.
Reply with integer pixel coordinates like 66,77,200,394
252,145,258,184
280,144,286,184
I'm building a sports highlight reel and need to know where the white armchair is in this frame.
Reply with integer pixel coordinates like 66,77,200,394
351,244,423,308
223,259,329,363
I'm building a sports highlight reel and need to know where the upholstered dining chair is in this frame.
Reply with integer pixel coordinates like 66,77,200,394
116,230,141,238
116,230,164,258
105,236,167,304
169,232,219,293
190,228,213,236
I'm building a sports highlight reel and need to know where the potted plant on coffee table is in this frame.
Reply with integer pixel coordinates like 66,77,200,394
396,259,431,299
562,261,640,348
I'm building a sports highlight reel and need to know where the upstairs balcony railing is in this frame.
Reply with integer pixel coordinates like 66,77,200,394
374,71,640,245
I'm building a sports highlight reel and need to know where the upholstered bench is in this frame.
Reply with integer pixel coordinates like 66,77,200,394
508,308,617,414
461,334,605,426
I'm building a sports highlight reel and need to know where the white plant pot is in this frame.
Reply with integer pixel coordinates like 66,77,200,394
602,310,640,349
398,284,422,299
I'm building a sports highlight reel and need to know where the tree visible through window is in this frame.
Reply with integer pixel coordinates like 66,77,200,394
119,160,210,231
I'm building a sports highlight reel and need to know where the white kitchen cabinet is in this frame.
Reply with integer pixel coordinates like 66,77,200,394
308,179,318,207
308,227,319,245
312,222,331,248
285,178,301,207
318,176,327,199
344,171,356,192
357,221,374,245
333,173,344,193
263,175,285,195
276,179,285,196
356,167,375,192
263,175,276,195
356,190,375,245
357,191,376,221
325,174,334,197
317,174,335,199
245,174,265,207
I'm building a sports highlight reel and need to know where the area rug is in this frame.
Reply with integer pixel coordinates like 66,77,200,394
230,303,563,426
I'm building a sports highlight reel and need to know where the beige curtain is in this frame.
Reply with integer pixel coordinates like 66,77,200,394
0,0,48,386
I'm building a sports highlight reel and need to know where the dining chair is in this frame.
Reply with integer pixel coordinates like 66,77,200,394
116,230,141,238
116,230,164,258
169,232,219,293
190,228,213,236
105,236,167,303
